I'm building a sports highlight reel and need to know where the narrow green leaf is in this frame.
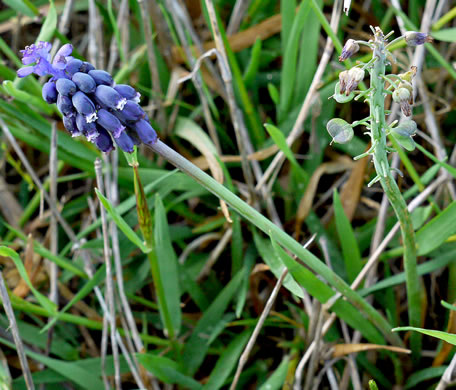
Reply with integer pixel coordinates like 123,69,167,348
254,232,304,298
2,81,54,115
95,188,150,253
137,354,202,390
416,201,456,255
3,0,38,18
0,246,56,314
258,356,290,390
182,269,245,375
333,189,362,283
405,366,447,389
35,0,57,44
203,331,250,390
154,194,182,335
431,27,456,42
393,326,456,345
243,38,262,86
441,300,456,312
264,123,307,183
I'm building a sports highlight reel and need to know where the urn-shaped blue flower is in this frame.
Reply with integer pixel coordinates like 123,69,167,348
17,41,158,153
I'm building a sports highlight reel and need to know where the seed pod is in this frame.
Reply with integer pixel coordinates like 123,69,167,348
130,119,157,145
114,84,141,102
42,81,58,104
65,58,83,76
326,118,354,144
63,114,82,137
81,61,95,73
333,82,355,103
95,85,127,110
72,72,96,94
57,94,74,116
72,91,97,122
391,120,417,151
114,131,135,153
88,69,113,86
76,113,99,141
114,100,145,122
56,78,77,96
94,127,114,153
96,108,125,138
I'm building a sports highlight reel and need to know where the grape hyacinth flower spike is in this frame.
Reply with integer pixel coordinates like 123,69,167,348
16,41,157,153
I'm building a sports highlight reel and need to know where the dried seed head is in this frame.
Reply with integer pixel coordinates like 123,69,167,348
326,118,354,144
339,39,360,61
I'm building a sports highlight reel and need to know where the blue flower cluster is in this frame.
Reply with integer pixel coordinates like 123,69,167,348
17,42,157,153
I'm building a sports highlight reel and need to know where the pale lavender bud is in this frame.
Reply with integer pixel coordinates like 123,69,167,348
72,72,96,93
56,78,77,96
96,109,125,138
42,81,58,104
72,91,97,122
393,87,412,117
339,39,360,61
344,67,364,95
88,69,113,86
339,70,350,94
404,32,433,46
95,85,127,110
57,94,74,116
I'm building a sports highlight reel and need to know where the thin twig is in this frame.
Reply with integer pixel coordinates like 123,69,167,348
197,228,233,281
0,271,35,390
107,0,130,73
88,0,104,68
230,268,288,390
138,0,166,127
0,117,77,242
203,0,256,204
95,158,121,390
45,122,58,356
435,352,456,390
227,0,250,35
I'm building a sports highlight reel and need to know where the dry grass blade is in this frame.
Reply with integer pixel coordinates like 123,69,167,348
331,343,411,357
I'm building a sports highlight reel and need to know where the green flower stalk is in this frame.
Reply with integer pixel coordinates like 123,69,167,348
329,26,432,355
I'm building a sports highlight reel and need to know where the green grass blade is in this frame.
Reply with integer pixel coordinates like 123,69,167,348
393,326,456,346
333,189,362,283
182,269,245,375
154,194,182,336
95,188,150,253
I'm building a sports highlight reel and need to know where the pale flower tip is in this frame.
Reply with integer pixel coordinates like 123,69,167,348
339,39,359,61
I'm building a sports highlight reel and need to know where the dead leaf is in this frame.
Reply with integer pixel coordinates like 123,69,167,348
332,343,411,358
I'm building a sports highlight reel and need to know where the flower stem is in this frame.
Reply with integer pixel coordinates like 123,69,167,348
147,140,403,347
369,29,421,355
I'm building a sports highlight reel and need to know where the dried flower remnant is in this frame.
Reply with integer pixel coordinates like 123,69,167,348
339,39,360,61
16,41,157,153
404,31,433,46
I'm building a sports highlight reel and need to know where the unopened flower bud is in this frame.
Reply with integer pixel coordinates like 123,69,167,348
57,94,74,116
63,114,82,137
130,119,157,145
326,118,354,144
339,39,360,61
114,84,141,102
65,58,83,76
88,69,113,86
81,61,95,73
114,131,135,153
72,91,97,122
96,109,125,138
94,127,114,153
113,101,145,123
56,78,77,96
405,32,433,46
338,70,350,94
42,81,57,104
95,85,127,110
72,72,96,94
76,113,99,141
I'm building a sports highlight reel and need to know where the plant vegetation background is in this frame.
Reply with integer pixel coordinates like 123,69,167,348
0,0,455,389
